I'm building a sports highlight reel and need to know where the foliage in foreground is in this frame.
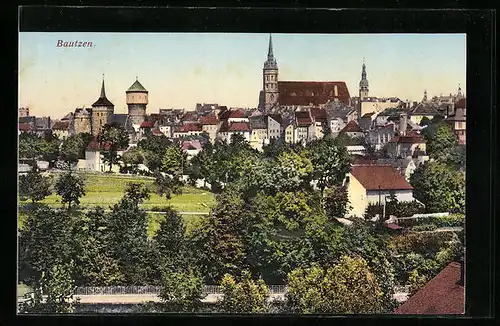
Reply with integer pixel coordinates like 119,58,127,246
218,271,270,313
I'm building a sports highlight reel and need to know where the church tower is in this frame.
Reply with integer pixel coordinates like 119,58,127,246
91,75,115,136
262,34,279,112
126,77,148,131
359,59,369,100
457,83,463,99
422,89,428,102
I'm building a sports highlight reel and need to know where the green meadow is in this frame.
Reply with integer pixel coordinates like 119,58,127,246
18,173,216,238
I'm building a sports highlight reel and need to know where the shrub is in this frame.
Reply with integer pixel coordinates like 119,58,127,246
429,214,464,228
389,232,454,257
364,200,424,219
411,224,438,232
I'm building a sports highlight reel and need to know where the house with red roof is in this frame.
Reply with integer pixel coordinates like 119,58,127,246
51,120,71,140
386,134,427,158
218,120,251,143
181,140,203,159
338,120,364,139
394,261,465,315
18,122,34,135
79,139,128,173
173,123,203,138
344,164,415,217
199,114,220,143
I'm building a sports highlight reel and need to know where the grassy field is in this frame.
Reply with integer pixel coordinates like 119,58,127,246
18,173,215,238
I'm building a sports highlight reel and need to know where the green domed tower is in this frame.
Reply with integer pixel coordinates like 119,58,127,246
126,77,148,131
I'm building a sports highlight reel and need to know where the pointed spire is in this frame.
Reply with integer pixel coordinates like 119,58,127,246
359,59,369,90
268,34,274,59
100,74,106,99
423,89,428,102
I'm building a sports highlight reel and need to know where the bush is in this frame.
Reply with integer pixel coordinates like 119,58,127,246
429,214,464,228
150,206,172,212
364,200,425,219
389,232,454,257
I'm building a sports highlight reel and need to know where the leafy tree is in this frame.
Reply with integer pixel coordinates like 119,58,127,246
60,135,84,167
410,161,465,213
158,268,205,312
38,135,61,166
55,171,86,210
153,170,183,200
407,269,428,296
307,136,351,194
137,133,172,172
285,256,384,314
19,132,42,161
124,182,151,204
71,207,124,286
162,144,187,177
106,196,149,284
323,185,351,220
262,137,287,159
19,206,74,285
422,122,458,158
19,166,51,203
153,207,190,271
121,147,145,173
19,263,80,314
97,123,129,172
446,145,466,170
218,271,270,313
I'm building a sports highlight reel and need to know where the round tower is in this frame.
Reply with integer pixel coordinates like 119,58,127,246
73,108,92,135
91,75,115,136
263,34,279,112
126,77,148,130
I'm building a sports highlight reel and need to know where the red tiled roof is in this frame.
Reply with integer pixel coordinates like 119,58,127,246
389,135,426,144
340,120,362,133
140,120,155,128
386,223,403,230
19,123,33,131
200,115,219,125
174,123,202,133
310,107,328,123
181,112,199,121
228,122,250,132
295,111,312,127
228,109,247,119
278,81,351,106
350,165,413,190
394,262,465,315
181,140,203,151
455,98,466,109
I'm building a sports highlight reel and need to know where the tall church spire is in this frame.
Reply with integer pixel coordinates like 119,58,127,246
423,89,428,102
268,34,274,60
100,74,106,99
359,59,369,99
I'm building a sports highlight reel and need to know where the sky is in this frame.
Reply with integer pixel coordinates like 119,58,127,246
19,33,466,119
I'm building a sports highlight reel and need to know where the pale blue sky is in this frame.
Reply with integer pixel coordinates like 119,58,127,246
19,33,466,119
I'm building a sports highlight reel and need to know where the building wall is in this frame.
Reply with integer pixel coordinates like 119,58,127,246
360,100,400,117
126,92,148,104
345,174,368,218
250,128,268,144
329,118,346,133
228,131,250,142
19,107,29,117
263,69,279,110
202,125,218,143
128,104,147,128
285,124,294,143
159,125,172,138
267,117,281,139
91,107,114,136
74,115,92,134
366,189,414,204
53,129,69,140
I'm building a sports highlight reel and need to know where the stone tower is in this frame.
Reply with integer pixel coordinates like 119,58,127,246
359,59,369,100
457,83,463,99
126,77,148,131
262,34,279,112
422,90,428,102
91,75,115,136
73,108,92,134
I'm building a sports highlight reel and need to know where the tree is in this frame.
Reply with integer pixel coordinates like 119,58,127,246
19,263,80,314
106,196,149,284
97,123,129,172
162,144,187,177
59,135,83,167
19,132,42,161
446,145,466,171
218,271,270,313
410,161,465,213
153,170,183,200
19,166,51,203
121,147,144,173
54,171,86,210
137,133,172,172
323,185,351,220
158,268,205,312
307,136,351,194
124,182,151,204
422,122,458,158
19,206,74,285
284,256,384,314
38,135,61,167
153,207,189,270
71,207,124,286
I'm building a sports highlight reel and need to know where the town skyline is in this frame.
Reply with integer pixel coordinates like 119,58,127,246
19,33,466,118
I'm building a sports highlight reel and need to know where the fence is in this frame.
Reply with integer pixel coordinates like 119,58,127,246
74,285,288,296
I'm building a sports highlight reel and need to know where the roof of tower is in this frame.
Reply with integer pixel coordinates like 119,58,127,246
92,78,114,107
263,34,278,70
126,79,148,93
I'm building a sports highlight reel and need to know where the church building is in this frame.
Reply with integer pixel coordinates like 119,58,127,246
258,34,351,117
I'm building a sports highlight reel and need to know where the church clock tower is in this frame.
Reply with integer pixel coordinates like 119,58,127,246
359,59,369,100
262,34,279,112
